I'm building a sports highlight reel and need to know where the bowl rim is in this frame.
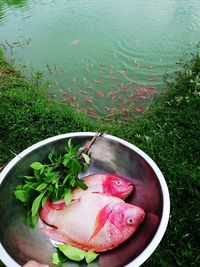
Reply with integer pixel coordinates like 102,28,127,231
0,132,170,267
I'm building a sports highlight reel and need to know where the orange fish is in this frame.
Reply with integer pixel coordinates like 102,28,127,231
84,97,93,104
108,91,117,98
122,86,129,91
62,92,68,97
135,108,145,113
97,91,104,97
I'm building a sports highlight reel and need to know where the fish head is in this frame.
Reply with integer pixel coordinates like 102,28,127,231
110,202,145,235
102,174,134,199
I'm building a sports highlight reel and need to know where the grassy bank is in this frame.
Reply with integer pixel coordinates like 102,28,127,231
0,50,200,267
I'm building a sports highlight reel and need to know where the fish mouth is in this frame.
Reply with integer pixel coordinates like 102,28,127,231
122,184,134,199
135,207,146,222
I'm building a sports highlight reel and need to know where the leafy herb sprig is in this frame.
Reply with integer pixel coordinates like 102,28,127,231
13,136,100,227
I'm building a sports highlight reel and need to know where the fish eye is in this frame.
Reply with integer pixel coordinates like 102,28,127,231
115,180,121,185
127,217,134,225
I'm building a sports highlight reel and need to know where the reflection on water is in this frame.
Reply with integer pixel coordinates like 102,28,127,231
0,0,200,119
0,0,27,19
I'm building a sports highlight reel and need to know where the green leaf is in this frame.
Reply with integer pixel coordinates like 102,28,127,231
35,183,47,191
21,175,35,180
23,181,40,190
39,166,45,175
48,149,55,163
70,146,80,154
52,251,67,265
69,177,76,187
56,244,85,262
14,189,28,202
52,252,61,265
67,138,72,150
76,179,88,190
71,158,81,175
63,174,70,185
14,184,23,190
85,250,99,264
41,195,48,207
31,162,44,170
44,171,59,183
81,153,90,164
27,211,39,228
47,185,53,193
63,156,70,167
64,190,72,206
34,169,41,180
32,212,39,227
31,193,44,217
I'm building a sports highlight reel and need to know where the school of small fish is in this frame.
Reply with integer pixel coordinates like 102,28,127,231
39,174,145,252
52,54,159,121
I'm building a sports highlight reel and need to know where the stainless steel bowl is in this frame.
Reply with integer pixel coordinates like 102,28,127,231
0,132,170,267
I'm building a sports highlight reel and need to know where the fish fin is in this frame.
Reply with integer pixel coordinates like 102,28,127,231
146,212,159,225
40,198,80,223
51,198,80,210
51,200,66,210
89,204,112,241
41,225,69,243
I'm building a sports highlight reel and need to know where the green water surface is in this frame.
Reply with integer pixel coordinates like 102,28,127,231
0,0,200,116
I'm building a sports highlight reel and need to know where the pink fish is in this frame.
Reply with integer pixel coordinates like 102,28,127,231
135,108,145,113
62,91,68,97
50,174,134,210
122,86,129,91
89,112,97,117
97,91,104,97
40,193,145,252
79,174,133,199
84,97,93,104
108,91,117,99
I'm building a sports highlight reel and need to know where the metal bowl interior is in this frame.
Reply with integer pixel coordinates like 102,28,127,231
0,132,170,267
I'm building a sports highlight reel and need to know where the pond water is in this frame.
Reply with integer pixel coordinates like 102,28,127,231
0,0,200,118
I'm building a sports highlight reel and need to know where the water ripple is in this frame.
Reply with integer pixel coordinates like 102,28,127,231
1,0,200,109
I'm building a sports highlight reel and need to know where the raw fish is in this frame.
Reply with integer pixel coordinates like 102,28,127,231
40,193,145,252
51,173,134,210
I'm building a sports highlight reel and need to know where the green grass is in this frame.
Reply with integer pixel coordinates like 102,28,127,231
0,49,200,267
